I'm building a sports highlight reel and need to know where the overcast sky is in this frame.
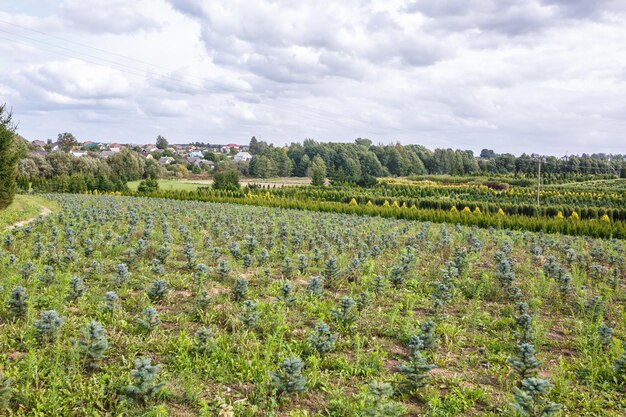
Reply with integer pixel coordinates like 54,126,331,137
1,0,625,155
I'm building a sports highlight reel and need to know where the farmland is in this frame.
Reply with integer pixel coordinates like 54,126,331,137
1,193,625,416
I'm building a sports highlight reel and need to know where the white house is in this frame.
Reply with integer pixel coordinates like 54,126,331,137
234,151,252,162
159,157,175,165
189,151,204,158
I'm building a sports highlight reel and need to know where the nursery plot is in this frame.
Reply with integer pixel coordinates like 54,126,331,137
0,194,625,416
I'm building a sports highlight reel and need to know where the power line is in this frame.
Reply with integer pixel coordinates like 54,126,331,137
0,21,348,128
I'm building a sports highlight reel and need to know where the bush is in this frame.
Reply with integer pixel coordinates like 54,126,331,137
124,358,165,403
212,170,240,191
271,357,306,395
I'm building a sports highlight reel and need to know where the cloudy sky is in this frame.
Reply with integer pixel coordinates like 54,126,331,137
1,0,625,155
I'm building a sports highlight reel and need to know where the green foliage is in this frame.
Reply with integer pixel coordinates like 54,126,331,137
194,327,214,354
34,310,64,344
78,321,108,366
137,178,159,193
397,350,436,392
509,343,541,380
240,300,259,329
362,381,406,417
124,358,165,403
232,277,249,301
147,280,169,302
271,357,306,395
0,371,13,410
308,322,338,356
613,342,626,383
137,307,160,332
7,286,28,319
510,378,562,417
212,170,240,191
310,155,327,186
67,276,87,301
331,296,357,330
0,104,19,210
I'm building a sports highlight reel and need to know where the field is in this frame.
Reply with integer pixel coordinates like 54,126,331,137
0,195,58,230
127,177,311,192
1,193,625,416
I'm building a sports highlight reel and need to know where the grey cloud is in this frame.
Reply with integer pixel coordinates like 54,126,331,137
58,0,160,34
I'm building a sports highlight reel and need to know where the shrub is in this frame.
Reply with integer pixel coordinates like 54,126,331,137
124,358,165,403
613,342,626,383
509,343,540,379
331,296,357,330
0,371,14,410
232,278,249,301
509,378,561,417
35,310,64,343
7,286,28,319
147,280,169,302
278,282,296,306
323,258,341,288
397,350,435,392
78,321,108,366
598,323,613,349
194,327,214,354
240,300,259,329
307,276,324,296
361,381,406,417
67,276,87,301
137,307,160,332
271,357,306,395
308,322,338,356
102,291,119,312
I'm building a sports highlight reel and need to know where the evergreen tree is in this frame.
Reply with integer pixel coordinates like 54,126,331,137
310,155,326,186
271,357,307,395
0,104,19,210
124,358,165,403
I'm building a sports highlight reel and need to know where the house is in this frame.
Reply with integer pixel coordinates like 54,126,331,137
186,156,214,168
159,157,175,165
234,151,252,162
189,151,204,158
99,151,116,159
49,142,60,151
71,151,88,157
32,140,46,149
221,143,240,153
109,143,123,153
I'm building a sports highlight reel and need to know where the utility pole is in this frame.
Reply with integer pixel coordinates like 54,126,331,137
536,158,542,206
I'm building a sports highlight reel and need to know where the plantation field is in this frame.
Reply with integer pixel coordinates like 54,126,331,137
0,195,58,230
1,194,625,416
127,177,311,191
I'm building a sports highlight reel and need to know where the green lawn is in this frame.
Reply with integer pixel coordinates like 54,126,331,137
0,194,59,229
127,177,311,191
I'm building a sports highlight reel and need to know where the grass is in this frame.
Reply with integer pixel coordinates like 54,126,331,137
0,194,59,229
0,193,625,416
127,177,311,192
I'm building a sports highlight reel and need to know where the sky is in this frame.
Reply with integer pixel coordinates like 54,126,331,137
1,0,625,156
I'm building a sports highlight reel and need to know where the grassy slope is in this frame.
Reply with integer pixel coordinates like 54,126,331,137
0,194,59,229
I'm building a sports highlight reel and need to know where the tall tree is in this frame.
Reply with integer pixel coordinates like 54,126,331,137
0,104,19,209
57,132,78,152
156,135,168,150
310,155,326,186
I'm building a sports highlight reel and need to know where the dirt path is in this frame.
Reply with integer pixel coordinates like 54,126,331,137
5,206,53,231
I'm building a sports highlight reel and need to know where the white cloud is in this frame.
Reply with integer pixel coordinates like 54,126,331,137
0,0,625,154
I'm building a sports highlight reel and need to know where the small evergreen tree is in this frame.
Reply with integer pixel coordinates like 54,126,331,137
271,357,306,395
78,321,108,367
194,327,214,354
509,343,541,379
308,322,338,356
598,323,613,349
307,276,324,296
7,286,28,319
0,371,13,410
34,310,64,343
613,342,626,383
232,278,249,301
67,276,87,301
240,300,259,329
137,307,160,332
362,381,406,417
147,280,168,302
124,358,165,403
510,378,562,417
331,296,357,330
102,291,119,312
397,350,436,392
278,282,296,306
323,257,341,288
